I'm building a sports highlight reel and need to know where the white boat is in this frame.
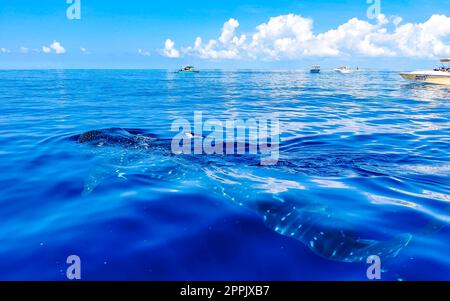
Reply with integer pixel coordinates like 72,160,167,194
335,66,353,74
310,65,321,73
178,66,199,73
400,59,450,85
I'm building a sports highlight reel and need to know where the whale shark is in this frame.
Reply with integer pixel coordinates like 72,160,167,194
69,127,413,263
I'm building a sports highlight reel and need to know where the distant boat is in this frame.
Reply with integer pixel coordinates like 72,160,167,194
335,66,354,74
310,65,321,73
178,66,199,73
400,58,450,85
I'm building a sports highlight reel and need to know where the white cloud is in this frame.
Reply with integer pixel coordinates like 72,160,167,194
392,16,403,27
219,18,241,44
41,41,66,55
0,47,11,54
391,14,450,58
163,39,180,58
42,46,51,54
19,46,29,54
80,47,92,54
138,48,151,56
310,14,396,58
164,14,450,60
183,37,241,59
50,41,66,54
182,18,246,59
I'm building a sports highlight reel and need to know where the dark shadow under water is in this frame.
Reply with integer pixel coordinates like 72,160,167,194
66,127,450,264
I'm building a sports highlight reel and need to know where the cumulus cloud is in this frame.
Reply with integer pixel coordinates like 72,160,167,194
391,14,450,58
138,48,151,56
163,39,180,58
182,18,246,59
0,47,11,54
41,41,66,54
50,41,66,54
219,18,241,44
163,14,450,60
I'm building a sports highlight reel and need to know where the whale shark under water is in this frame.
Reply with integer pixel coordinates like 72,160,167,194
69,127,414,263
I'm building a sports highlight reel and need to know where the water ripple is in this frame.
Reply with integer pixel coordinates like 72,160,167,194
0,70,448,280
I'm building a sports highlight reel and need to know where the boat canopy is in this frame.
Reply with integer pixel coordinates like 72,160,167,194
440,59,450,63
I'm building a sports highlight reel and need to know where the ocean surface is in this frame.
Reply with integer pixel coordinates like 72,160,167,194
0,69,449,280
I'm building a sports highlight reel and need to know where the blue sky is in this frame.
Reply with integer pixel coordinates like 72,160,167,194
0,0,449,69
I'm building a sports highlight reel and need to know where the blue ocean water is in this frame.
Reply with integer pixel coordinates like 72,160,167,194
0,69,449,280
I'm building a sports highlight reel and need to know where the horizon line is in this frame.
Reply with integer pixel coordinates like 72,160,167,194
0,68,410,71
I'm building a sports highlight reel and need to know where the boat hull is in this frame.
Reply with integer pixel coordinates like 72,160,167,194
310,70,320,74
335,69,353,74
400,73,450,85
